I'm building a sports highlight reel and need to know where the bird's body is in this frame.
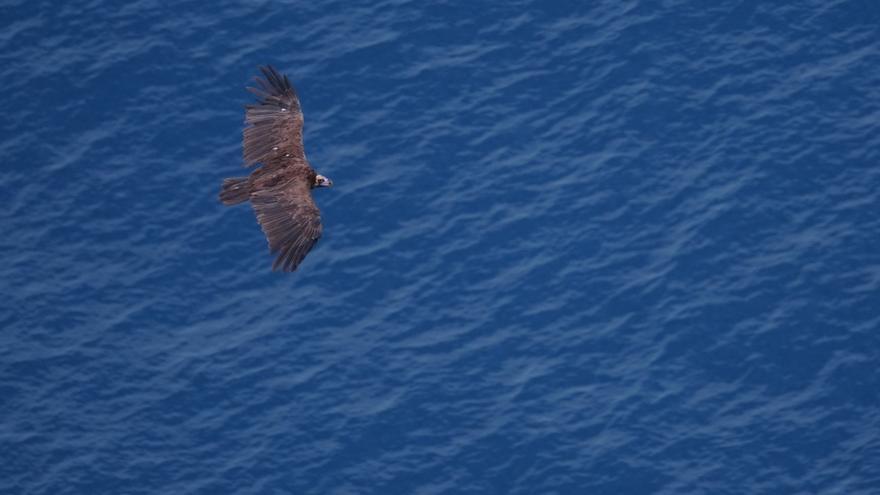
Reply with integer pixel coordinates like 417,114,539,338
219,66,332,272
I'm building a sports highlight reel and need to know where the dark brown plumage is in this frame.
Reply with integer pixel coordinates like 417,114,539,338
219,66,333,272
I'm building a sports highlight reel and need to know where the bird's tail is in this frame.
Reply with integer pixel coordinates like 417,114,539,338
219,177,250,205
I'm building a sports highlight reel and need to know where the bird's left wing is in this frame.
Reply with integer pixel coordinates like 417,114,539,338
243,65,305,169
250,178,323,272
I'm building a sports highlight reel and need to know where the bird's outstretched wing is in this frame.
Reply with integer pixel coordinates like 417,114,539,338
250,178,323,272
243,65,305,168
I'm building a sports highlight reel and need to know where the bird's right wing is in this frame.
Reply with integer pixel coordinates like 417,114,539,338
250,178,323,272
243,65,305,169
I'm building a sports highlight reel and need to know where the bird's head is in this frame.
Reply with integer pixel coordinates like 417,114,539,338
314,174,333,188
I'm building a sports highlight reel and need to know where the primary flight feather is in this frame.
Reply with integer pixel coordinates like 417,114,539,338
219,65,333,272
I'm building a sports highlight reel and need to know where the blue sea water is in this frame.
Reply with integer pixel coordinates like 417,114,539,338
2,1,879,493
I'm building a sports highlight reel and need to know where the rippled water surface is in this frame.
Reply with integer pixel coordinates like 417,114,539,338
2,1,879,493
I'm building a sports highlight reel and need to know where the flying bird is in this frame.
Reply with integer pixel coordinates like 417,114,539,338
219,65,333,272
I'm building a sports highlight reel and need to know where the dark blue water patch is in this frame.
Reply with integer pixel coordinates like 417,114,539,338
2,1,880,494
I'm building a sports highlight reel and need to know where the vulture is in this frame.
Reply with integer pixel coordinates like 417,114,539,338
219,65,332,272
